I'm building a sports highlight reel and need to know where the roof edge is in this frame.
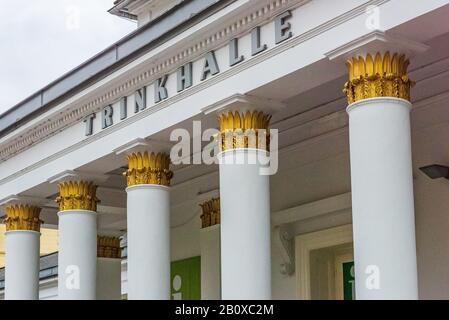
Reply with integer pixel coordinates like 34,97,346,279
0,0,235,138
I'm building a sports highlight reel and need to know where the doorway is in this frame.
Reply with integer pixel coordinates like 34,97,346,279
296,224,354,300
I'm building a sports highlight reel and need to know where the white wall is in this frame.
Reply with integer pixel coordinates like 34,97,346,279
413,122,449,299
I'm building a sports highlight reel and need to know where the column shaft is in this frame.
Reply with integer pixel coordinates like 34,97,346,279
127,185,170,299
5,231,40,300
200,198,221,300
3,204,42,300
348,98,418,299
219,149,271,300
96,235,122,300
58,210,97,300
200,226,221,300
97,258,122,300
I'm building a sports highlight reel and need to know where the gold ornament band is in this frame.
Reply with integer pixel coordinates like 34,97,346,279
200,198,220,229
124,152,173,187
218,111,271,151
97,236,121,259
343,52,414,104
56,181,99,212
3,205,42,232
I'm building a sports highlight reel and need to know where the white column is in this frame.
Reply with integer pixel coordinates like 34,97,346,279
96,235,122,300
219,149,271,300
97,258,122,300
3,204,42,300
56,180,99,300
348,97,418,299
345,52,418,300
199,197,221,300
124,151,172,300
200,221,221,299
127,185,170,300
58,210,97,300
5,231,40,300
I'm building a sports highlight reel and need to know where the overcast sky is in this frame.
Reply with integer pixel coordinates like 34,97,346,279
0,0,136,114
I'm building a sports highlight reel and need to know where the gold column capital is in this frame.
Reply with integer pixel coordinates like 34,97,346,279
200,198,220,229
218,110,272,152
124,151,173,187
3,204,42,232
97,236,121,259
343,51,414,104
56,181,99,212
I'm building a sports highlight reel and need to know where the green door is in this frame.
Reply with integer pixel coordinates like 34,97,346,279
171,256,201,300
342,261,356,300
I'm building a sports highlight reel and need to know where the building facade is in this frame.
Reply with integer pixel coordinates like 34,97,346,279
1,0,449,300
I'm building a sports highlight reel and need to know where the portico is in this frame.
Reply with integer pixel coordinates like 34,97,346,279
2,0,449,301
